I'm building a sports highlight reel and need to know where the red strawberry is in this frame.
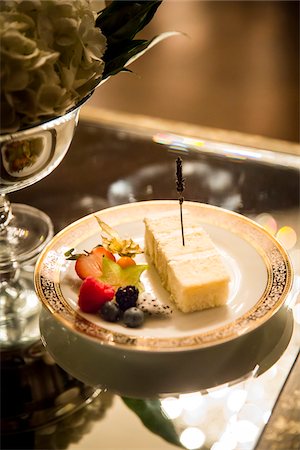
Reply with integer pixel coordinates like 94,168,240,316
78,276,115,313
75,246,115,280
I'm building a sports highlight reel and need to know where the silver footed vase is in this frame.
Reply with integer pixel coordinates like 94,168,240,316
0,96,89,348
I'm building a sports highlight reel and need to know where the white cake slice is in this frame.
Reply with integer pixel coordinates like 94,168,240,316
144,213,230,313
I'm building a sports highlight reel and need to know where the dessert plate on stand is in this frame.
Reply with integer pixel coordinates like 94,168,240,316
35,201,294,397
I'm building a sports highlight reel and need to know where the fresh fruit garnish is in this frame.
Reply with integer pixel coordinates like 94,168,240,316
92,246,116,261
100,257,147,291
115,285,139,311
137,292,173,317
75,254,101,280
78,277,115,313
100,301,121,322
94,216,143,257
65,246,115,280
123,307,144,328
117,256,136,269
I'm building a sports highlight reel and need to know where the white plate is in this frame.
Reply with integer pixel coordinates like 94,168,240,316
35,201,293,352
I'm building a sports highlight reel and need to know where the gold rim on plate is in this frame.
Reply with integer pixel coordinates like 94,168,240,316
34,201,293,351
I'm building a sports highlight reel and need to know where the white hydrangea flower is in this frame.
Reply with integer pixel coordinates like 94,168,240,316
90,1,106,14
0,0,107,132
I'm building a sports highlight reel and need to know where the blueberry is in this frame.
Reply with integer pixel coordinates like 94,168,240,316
123,307,144,328
100,301,121,322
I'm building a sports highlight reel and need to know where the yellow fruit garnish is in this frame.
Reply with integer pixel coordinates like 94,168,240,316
94,216,143,257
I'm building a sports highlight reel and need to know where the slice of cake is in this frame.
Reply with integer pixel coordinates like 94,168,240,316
144,213,230,313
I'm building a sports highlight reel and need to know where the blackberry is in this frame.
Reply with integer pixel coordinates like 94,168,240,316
115,285,139,311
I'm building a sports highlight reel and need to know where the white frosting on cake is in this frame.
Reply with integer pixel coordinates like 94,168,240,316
144,214,230,313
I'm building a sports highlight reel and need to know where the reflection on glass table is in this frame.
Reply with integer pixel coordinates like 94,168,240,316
8,117,300,450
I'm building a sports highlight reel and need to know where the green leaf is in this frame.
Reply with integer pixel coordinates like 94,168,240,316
102,38,153,78
64,248,75,258
64,248,88,260
122,398,183,448
99,257,147,290
96,1,162,44
102,31,181,79
95,0,182,80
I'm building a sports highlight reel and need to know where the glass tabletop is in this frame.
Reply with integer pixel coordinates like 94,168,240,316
5,114,300,450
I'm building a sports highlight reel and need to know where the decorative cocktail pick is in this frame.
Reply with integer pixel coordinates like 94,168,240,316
176,156,185,246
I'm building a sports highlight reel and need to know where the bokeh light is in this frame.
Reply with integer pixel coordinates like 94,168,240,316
179,392,204,411
238,403,264,426
276,226,297,250
227,389,247,412
294,303,300,325
153,133,204,150
263,365,278,381
255,213,277,235
247,383,265,402
263,410,271,424
211,442,234,450
161,397,183,419
208,385,229,399
290,249,300,274
180,427,206,449
219,430,237,449
230,420,259,444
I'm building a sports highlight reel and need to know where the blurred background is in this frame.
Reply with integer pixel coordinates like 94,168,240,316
88,0,299,143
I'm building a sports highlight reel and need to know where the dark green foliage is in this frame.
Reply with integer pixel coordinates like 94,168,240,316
122,397,183,447
96,1,162,78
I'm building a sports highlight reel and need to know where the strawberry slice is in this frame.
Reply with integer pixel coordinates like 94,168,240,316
78,276,115,313
75,246,115,280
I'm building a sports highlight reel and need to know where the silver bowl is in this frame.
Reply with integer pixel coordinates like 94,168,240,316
0,95,90,348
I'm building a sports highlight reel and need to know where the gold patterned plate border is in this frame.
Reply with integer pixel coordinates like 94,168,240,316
34,201,293,351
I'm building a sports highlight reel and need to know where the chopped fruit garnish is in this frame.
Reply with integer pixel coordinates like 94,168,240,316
94,216,143,257
115,285,139,311
99,257,147,291
92,246,116,261
117,256,136,269
75,254,101,280
100,301,121,322
123,307,144,328
73,246,115,280
137,292,173,317
78,277,115,313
